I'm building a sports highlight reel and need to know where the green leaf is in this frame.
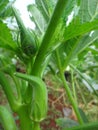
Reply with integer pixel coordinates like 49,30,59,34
35,0,51,22
0,0,9,18
0,1,14,18
70,64,98,96
63,19,98,42
56,118,79,128
74,30,98,54
35,0,57,17
0,20,17,51
64,30,98,61
79,0,98,22
62,30,98,70
63,0,77,21
28,4,47,35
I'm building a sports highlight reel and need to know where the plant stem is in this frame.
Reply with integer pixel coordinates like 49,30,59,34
33,122,41,130
71,69,78,106
32,0,68,77
0,71,19,111
55,50,84,124
17,105,33,130
0,106,17,130
75,80,87,107
11,75,22,102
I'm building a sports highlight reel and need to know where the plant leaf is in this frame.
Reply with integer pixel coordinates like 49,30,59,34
56,118,79,128
35,0,51,22
63,19,98,42
28,4,47,35
0,20,17,51
70,64,98,96
0,0,9,18
0,1,14,18
62,30,98,70
79,0,98,22
74,30,98,54
63,0,77,21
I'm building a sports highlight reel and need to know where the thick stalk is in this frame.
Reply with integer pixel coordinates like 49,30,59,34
17,105,33,130
33,122,41,130
32,0,68,76
55,50,84,124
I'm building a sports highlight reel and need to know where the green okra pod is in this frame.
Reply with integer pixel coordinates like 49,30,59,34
15,72,48,122
12,6,38,57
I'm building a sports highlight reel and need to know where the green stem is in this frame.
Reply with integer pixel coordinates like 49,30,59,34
17,105,33,130
55,50,84,124
71,69,78,105
33,122,41,130
0,71,19,111
26,58,35,74
0,106,17,130
75,80,87,107
11,75,22,102
32,0,68,76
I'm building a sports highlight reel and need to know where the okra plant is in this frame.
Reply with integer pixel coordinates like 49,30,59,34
0,0,98,130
